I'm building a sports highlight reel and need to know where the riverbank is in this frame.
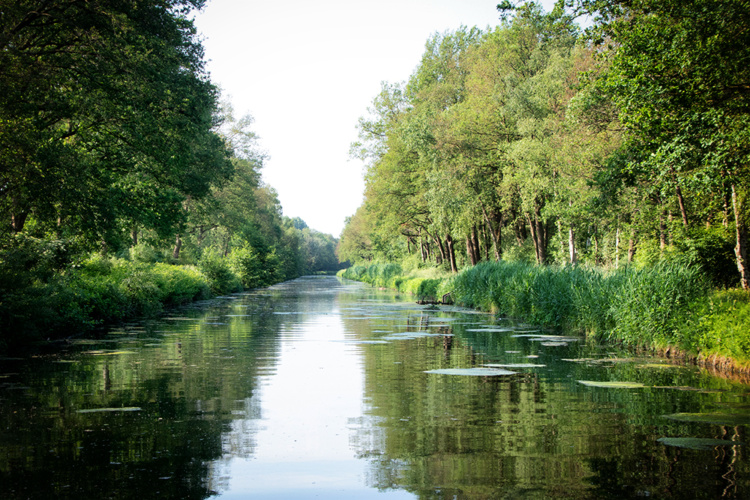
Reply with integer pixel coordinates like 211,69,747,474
0,252,286,351
339,260,750,378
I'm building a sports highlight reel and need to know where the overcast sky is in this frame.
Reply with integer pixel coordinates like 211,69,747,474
192,0,558,236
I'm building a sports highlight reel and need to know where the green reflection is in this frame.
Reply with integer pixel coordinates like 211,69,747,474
340,290,750,499
2,277,750,499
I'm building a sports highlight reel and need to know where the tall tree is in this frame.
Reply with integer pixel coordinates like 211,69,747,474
580,0,750,285
0,0,231,247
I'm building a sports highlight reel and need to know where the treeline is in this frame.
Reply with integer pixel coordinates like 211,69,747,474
339,0,750,289
0,1,341,346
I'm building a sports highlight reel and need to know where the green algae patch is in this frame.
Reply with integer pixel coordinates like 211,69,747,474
578,380,647,389
664,412,750,426
77,407,142,414
657,437,743,450
425,368,516,376
484,363,546,369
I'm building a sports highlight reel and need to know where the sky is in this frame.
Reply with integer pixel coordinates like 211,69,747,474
192,0,558,237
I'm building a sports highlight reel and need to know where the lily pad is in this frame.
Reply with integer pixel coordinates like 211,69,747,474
77,407,142,414
484,363,546,369
86,350,136,356
465,328,515,332
425,368,516,376
381,332,451,340
657,437,743,450
578,380,646,389
563,357,634,364
664,412,750,426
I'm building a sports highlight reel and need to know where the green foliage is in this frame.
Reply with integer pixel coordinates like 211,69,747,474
440,258,709,345
607,259,709,347
198,250,242,295
338,261,450,302
678,225,738,288
0,0,232,245
0,248,216,348
228,246,266,289
681,289,750,366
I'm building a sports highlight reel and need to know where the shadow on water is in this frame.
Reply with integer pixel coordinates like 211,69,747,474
1,276,749,499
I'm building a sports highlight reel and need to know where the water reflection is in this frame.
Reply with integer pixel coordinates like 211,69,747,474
0,276,749,499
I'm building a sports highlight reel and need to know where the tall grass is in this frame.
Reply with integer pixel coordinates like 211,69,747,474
444,259,709,345
681,289,750,367
338,262,449,302
342,258,713,354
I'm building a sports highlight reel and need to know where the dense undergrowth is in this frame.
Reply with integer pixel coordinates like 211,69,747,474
0,241,287,350
337,259,450,302
339,259,750,370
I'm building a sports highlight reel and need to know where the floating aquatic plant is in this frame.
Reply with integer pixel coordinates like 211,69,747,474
657,437,743,450
425,368,516,376
484,363,546,369
77,407,142,413
578,380,646,388
664,413,750,426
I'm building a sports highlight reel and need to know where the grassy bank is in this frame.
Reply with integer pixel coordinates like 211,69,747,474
0,247,287,350
339,260,750,373
337,262,450,302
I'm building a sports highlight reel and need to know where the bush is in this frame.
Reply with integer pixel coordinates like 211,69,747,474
198,250,242,295
228,246,266,289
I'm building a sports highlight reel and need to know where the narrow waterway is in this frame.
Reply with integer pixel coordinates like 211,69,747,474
1,276,749,499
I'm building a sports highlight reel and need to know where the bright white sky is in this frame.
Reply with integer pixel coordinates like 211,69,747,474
193,0,558,237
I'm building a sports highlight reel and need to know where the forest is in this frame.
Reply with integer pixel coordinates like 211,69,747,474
0,0,341,347
340,0,749,288
337,0,750,371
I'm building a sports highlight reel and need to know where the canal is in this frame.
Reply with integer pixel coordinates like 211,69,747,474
1,276,748,498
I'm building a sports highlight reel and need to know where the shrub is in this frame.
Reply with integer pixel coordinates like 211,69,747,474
228,246,266,289
198,250,242,295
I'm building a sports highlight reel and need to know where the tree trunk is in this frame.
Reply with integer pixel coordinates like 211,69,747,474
569,224,577,265
173,233,182,260
724,184,732,228
676,184,689,228
466,235,477,266
628,228,637,263
514,219,526,246
11,212,27,232
470,225,481,264
732,184,749,289
593,229,600,265
132,227,139,247
433,234,446,265
445,234,458,273
198,225,206,247
659,209,668,250
480,204,503,260
615,225,620,269
481,224,490,261
525,204,548,265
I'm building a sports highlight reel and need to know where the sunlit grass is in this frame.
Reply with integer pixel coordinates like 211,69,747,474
339,258,750,368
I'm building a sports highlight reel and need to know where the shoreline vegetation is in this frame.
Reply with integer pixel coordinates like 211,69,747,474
0,2,345,352
0,236,344,352
334,1,750,384
338,260,750,380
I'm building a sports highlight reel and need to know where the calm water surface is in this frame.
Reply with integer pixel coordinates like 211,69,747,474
1,276,749,499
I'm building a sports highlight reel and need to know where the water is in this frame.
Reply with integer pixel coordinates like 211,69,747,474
1,276,749,499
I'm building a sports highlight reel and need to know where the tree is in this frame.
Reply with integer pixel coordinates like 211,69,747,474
580,0,750,285
0,0,232,248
